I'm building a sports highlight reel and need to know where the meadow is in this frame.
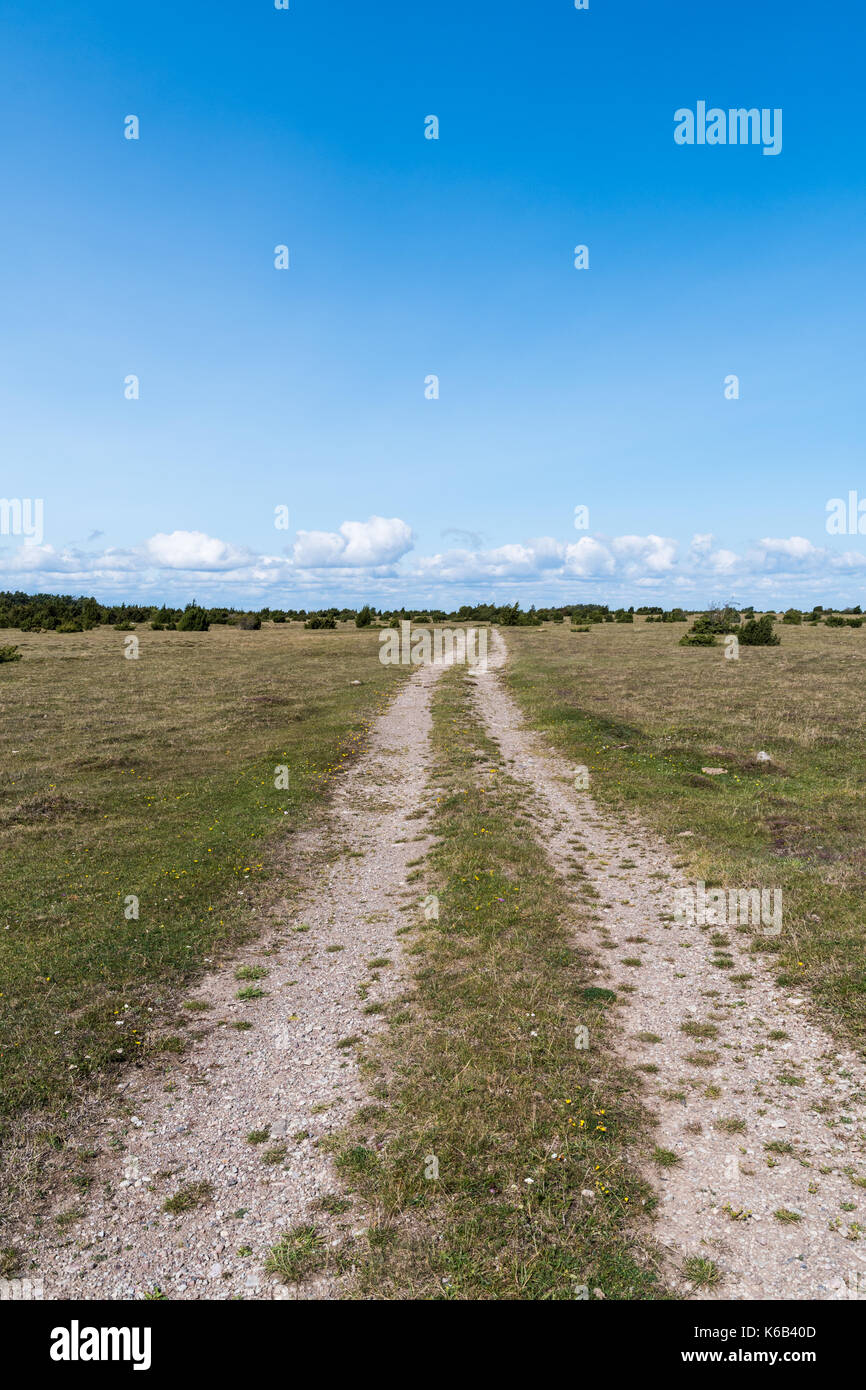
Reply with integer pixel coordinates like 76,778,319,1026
505,617,866,1053
5,608,866,1293
0,623,407,1148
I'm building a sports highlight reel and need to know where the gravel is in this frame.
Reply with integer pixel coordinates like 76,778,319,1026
23,658,446,1301
471,629,866,1301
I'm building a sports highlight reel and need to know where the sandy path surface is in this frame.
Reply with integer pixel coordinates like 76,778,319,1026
470,630,866,1300
25,658,444,1301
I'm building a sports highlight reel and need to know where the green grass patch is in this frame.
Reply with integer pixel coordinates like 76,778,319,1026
0,624,408,1147
162,1180,213,1214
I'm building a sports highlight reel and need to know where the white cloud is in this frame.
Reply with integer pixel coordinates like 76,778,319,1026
291,529,348,568
292,516,413,568
563,536,615,576
145,531,250,570
709,548,739,573
2,521,866,608
610,534,677,574
416,547,510,582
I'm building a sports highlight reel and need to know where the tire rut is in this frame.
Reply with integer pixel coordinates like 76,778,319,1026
470,629,866,1301
23,658,446,1301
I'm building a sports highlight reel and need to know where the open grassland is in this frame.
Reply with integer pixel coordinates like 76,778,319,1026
325,668,663,1300
505,619,866,1051
0,623,407,1136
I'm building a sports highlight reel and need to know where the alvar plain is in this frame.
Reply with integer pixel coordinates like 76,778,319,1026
1,612,865,1296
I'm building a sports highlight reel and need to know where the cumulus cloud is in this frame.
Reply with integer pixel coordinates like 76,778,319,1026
611,534,677,574
292,516,413,569
145,530,251,570
2,519,866,607
417,541,552,583
686,534,739,574
563,536,615,576
0,543,141,576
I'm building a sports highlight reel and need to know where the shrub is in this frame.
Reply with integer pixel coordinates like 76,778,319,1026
847,618,863,629
355,605,374,628
679,632,717,647
692,606,740,635
237,614,261,630
782,608,802,624
304,616,336,630
176,604,210,632
738,615,780,646
0,645,22,663
824,615,845,628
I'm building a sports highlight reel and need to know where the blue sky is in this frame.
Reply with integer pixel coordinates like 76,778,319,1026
1,0,865,608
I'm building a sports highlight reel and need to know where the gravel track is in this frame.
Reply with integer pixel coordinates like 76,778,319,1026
24,658,445,1301
470,629,866,1301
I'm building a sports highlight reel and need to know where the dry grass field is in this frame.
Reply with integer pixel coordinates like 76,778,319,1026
505,618,866,1050
5,614,866,1300
0,623,408,1136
